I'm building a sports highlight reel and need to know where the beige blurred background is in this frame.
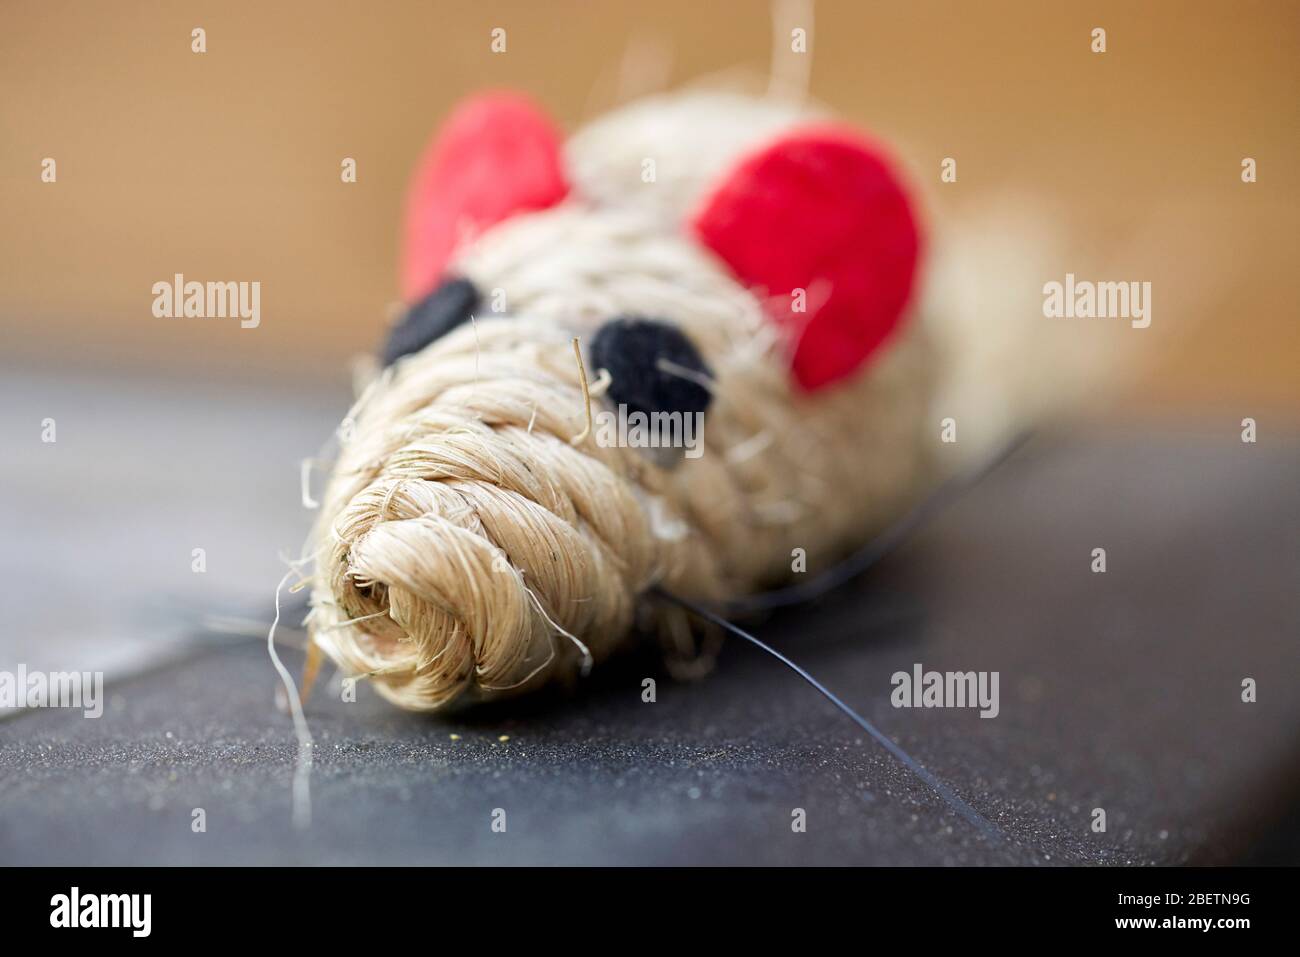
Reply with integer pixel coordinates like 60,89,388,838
2,0,1297,415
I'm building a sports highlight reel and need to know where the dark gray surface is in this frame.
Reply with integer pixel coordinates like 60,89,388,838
1,431,1297,865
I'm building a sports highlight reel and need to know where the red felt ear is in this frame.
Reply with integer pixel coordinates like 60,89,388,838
691,127,922,391
401,92,570,303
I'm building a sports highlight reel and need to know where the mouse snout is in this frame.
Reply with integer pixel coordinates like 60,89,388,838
310,319,684,710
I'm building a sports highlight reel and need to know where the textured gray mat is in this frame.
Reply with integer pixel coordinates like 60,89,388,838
1,432,1297,865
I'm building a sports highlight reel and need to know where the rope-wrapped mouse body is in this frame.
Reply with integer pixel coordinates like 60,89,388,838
306,89,1070,712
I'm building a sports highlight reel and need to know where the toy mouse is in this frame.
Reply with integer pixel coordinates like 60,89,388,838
303,86,1077,713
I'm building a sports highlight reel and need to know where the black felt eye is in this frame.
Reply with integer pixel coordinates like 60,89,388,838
381,277,480,366
590,316,713,418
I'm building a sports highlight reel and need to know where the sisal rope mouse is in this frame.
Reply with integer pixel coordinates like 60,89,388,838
301,87,1088,715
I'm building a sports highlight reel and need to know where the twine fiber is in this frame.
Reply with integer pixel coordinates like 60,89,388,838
307,91,1076,712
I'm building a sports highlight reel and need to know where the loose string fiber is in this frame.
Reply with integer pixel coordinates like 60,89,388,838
267,568,314,829
655,588,1005,844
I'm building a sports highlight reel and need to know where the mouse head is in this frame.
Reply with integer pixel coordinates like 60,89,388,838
311,90,926,710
